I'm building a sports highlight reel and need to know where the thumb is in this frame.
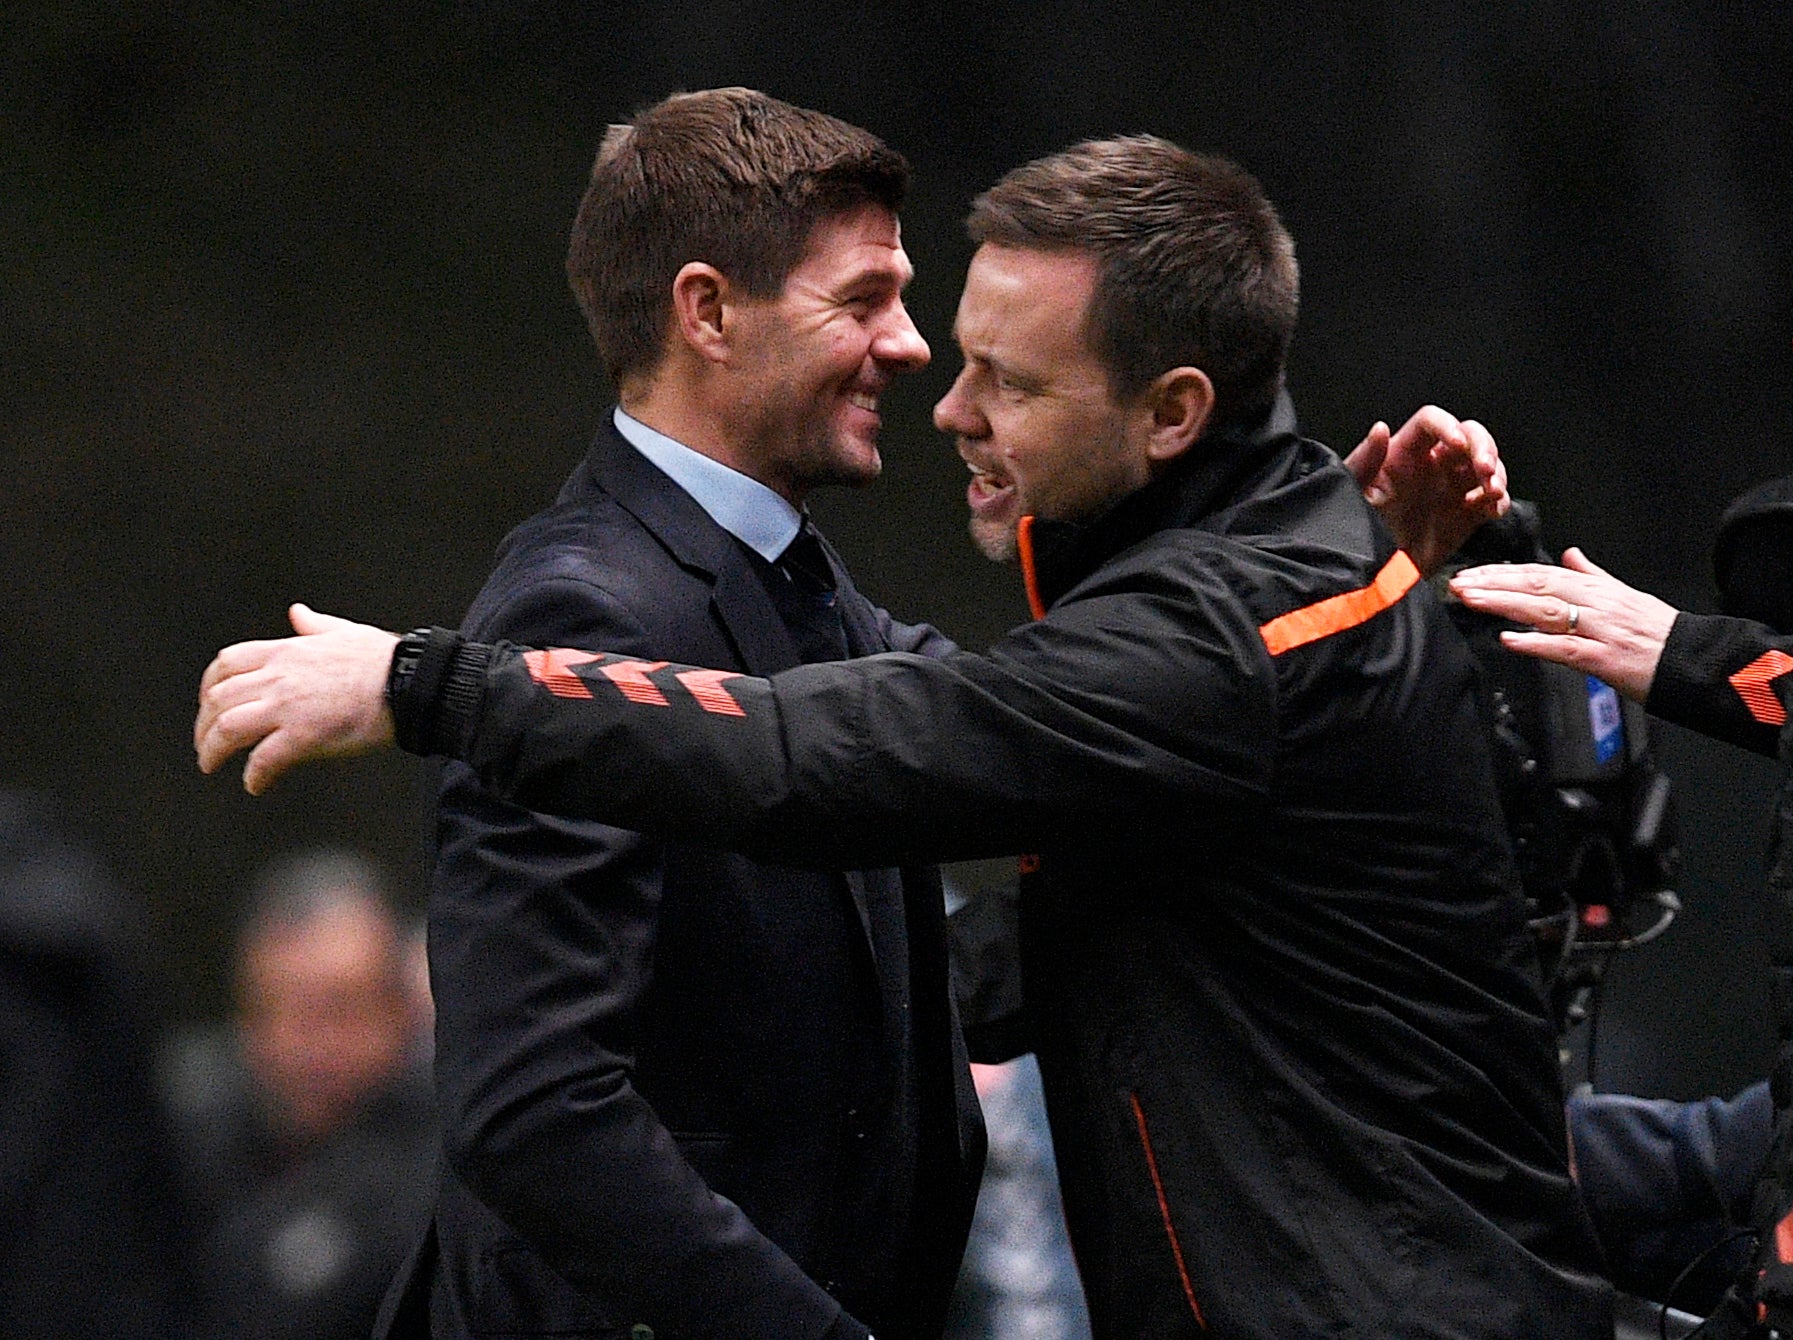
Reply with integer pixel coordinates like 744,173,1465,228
288,602,360,636
1344,421,1391,498
241,731,297,797
1560,547,1610,578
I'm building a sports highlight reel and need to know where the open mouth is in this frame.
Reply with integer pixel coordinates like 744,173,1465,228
965,459,1015,514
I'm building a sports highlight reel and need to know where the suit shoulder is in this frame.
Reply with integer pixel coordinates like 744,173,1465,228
464,494,715,651
490,489,658,575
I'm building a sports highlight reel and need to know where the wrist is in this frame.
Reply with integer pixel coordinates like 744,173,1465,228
386,629,433,707
386,626,488,757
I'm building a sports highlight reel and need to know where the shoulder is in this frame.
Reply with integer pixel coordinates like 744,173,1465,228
1053,485,1455,710
1210,455,1392,610
1074,518,1387,652
464,493,706,651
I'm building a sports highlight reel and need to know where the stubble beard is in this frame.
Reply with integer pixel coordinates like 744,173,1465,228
969,516,1020,564
783,420,883,497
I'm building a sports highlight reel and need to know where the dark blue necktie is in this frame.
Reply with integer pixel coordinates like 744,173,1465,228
775,522,848,663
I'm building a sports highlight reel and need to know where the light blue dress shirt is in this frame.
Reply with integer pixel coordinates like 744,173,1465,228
613,407,802,562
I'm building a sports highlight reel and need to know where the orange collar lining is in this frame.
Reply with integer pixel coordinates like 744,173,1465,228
1017,514,1047,620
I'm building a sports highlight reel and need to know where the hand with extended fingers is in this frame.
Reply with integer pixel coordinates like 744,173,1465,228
1448,547,1679,702
195,603,399,794
1343,405,1509,575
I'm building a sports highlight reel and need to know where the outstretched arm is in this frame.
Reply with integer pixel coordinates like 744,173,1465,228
1454,548,1793,758
1447,547,1678,701
1344,405,1509,574
199,586,1275,872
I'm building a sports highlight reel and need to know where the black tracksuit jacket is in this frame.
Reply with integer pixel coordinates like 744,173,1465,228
395,394,1613,1338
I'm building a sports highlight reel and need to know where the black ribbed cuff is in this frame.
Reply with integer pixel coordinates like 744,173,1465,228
387,626,489,759
1645,612,1721,719
1645,611,1786,757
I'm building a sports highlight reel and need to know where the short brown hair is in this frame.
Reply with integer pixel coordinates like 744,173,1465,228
967,135,1299,422
567,88,909,385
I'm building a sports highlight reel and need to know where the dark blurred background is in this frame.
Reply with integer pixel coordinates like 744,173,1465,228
4,0,1790,1100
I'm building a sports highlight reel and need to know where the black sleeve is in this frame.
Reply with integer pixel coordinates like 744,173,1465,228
429,573,866,1340
1645,612,1793,758
398,576,1276,871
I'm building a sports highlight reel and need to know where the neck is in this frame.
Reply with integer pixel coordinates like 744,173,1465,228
622,375,803,506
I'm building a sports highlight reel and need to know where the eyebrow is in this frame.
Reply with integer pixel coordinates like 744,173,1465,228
998,362,1047,392
959,345,1045,393
840,257,912,296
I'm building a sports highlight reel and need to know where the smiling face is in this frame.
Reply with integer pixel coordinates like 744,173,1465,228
726,203,930,503
933,244,1158,562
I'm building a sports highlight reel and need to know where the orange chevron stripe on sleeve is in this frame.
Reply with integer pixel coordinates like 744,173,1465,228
1258,551,1422,657
597,660,671,707
525,652,749,717
524,648,601,699
675,669,746,717
1729,650,1793,727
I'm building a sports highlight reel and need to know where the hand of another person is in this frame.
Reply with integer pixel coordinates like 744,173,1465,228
195,604,400,795
1345,405,1509,575
1448,547,1679,702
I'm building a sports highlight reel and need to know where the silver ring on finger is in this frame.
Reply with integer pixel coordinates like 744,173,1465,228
1565,602,1580,634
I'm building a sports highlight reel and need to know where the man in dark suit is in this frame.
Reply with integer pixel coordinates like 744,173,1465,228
377,89,984,1340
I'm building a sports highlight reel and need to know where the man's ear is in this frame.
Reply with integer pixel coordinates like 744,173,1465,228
670,262,731,364
1143,366,1215,465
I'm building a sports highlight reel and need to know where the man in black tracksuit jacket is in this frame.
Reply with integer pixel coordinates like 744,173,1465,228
199,138,1612,1336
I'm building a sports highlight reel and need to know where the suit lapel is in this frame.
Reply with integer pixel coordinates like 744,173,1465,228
575,420,803,675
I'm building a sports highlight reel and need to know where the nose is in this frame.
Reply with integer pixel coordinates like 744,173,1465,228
873,300,930,372
933,366,985,437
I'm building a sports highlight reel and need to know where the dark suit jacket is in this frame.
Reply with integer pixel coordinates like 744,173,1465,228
377,419,983,1340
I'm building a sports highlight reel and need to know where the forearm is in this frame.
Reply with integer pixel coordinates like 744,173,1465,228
449,1075,859,1340
391,623,1263,869
1568,1084,1770,1304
